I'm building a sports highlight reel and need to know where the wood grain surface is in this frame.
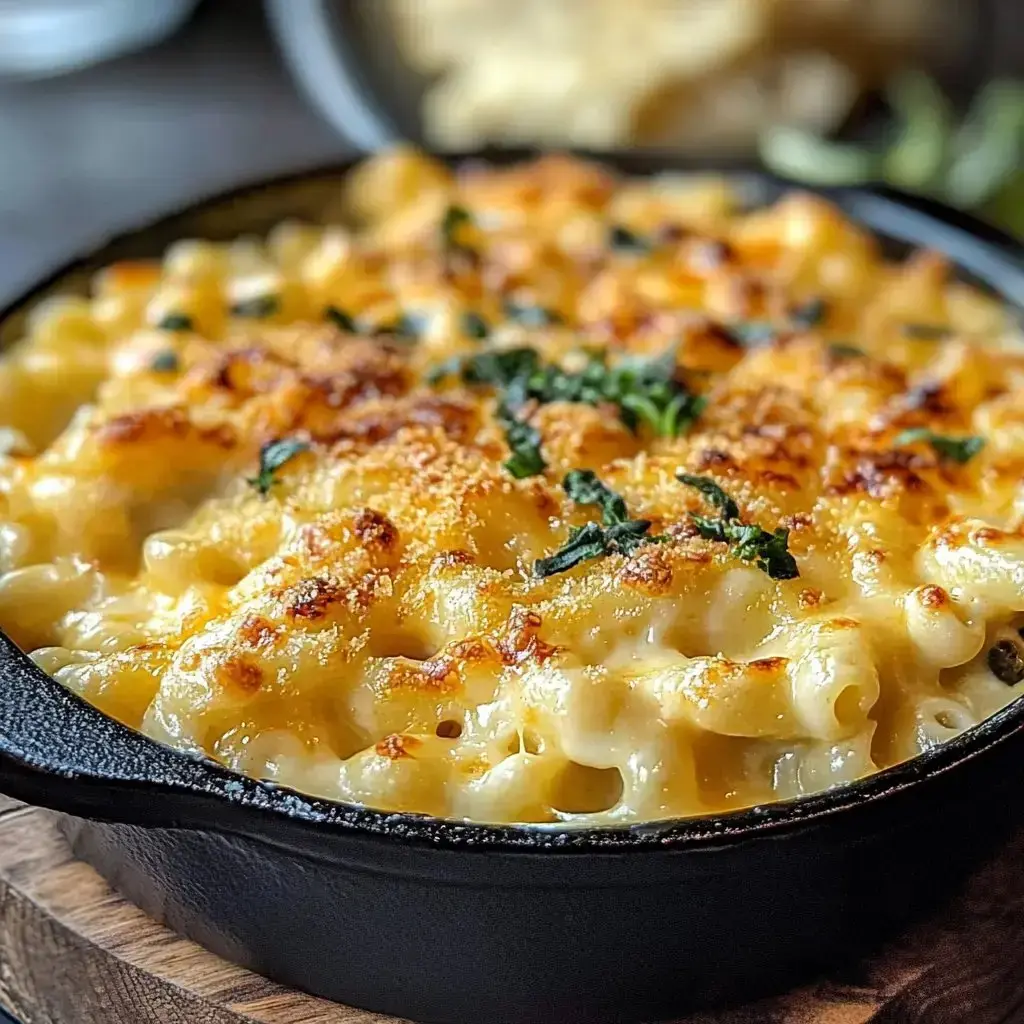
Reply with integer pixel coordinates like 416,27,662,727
2,805,1024,1024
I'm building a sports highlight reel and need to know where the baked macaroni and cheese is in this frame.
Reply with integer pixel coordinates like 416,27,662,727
1,149,1022,824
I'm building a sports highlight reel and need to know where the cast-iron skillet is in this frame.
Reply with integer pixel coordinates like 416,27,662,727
2,152,1024,1024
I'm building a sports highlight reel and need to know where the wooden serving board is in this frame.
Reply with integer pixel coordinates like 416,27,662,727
2,794,1024,1024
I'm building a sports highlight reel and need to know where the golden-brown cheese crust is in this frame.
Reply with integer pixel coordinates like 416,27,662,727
2,148,1023,824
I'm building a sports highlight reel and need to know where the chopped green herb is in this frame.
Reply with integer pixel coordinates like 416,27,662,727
602,519,662,557
660,393,708,437
157,312,193,332
461,311,490,341
563,469,629,525
248,437,310,496
325,305,358,332
608,224,652,255
396,311,429,339
503,300,562,329
429,345,705,438
608,348,707,436
676,473,799,580
732,524,797,580
375,311,429,341
428,347,538,388
448,346,541,388
535,522,614,578
600,349,705,436
231,295,280,319
988,639,1024,685
894,428,985,464
619,390,707,438
692,516,798,580
440,204,473,250
676,473,739,520
427,359,459,385
428,356,468,386
534,472,663,577
828,343,866,360
150,350,180,373
496,405,546,479
901,322,953,341
790,297,828,330
724,321,778,348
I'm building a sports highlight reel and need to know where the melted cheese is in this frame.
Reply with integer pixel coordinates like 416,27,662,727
1,147,1023,824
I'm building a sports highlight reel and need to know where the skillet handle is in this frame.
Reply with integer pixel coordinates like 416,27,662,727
0,630,279,831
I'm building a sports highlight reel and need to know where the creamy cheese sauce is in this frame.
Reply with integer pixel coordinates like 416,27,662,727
1,148,1022,824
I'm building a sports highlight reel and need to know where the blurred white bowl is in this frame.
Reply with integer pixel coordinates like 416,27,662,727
0,0,200,78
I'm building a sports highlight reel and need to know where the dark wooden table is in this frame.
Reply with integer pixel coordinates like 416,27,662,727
5,793,1024,1023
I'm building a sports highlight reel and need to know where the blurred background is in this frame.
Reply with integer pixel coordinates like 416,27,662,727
0,0,1022,307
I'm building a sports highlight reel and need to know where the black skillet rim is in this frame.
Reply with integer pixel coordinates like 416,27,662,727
3,148,1024,852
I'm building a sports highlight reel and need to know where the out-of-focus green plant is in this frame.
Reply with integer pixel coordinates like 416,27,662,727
759,73,1024,238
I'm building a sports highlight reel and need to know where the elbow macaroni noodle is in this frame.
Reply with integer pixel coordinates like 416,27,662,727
1,148,1023,824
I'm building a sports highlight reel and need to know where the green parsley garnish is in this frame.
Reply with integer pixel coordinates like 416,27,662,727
534,522,616,578
534,471,662,577
375,311,429,341
503,300,562,329
428,346,533,387
724,321,778,348
721,301,828,347
612,348,708,436
790,297,828,330
677,473,799,580
497,404,546,479
440,204,473,252
461,311,490,341
676,473,739,520
248,438,310,496
564,469,631,526
608,224,652,255
901,322,953,341
394,311,429,339
430,345,705,438
150,350,179,373
325,305,358,332
894,428,985,464
535,521,659,578
157,312,193,332
828,343,866,360
231,295,280,319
